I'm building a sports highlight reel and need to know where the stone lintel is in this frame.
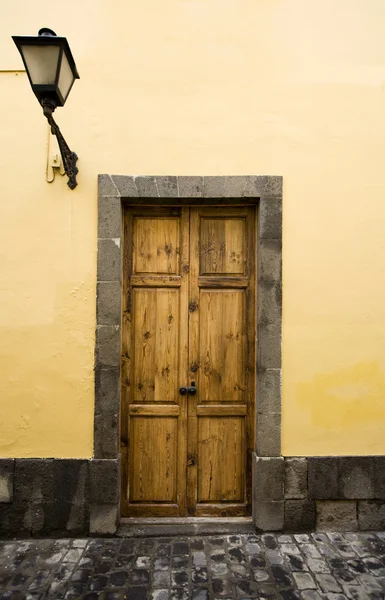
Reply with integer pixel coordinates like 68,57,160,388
98,174,283,200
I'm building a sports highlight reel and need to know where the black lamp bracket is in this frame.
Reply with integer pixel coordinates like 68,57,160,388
41,98,78,190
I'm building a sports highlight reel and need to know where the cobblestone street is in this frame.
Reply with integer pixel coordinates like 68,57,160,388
1,532,385,600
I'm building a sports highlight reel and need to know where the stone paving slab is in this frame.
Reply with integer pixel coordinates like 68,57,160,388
0,532,385,600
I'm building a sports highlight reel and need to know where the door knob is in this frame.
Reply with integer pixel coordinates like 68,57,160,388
179,383,197,395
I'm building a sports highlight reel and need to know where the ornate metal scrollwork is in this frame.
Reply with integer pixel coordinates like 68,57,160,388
42,99,78,190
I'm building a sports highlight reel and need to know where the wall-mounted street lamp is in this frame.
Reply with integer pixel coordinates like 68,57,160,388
12,28,80,189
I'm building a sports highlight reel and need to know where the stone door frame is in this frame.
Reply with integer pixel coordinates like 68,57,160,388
2,176,383,535
95,174,283,526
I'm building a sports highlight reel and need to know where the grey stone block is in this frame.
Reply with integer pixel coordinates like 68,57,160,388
254,500,284,532
22,502,45,535
95,325,120,368
285,458,308,499
0,502,30,535
97,282,121,326
265,176,283,196
178,176,203,197
258,323,282,369
14,459,54,503
94,413,119,459
252,453,257,520
98,174,119,196
89,503,119,535
89,459,120,504
135,176,158,197
316,500,358,532
284,500,316,532
254,455,284,501
111,175,138,197
95,368,120,415
257,369,281,414
338,457,375,499
155,176,178,197
308,458,339,499
243,176,282,198
97,238,122,282
203,176,226,197
243,176,268,198
373,457,385,498
259,240,282,283
53,460,88,504
224,176,248,197
256,412,281,457
259,198,282,240
98,196,122,239
65,502,88,533
0,460,14,503
258,281,282,326
42,500,88,534
358,500,385,530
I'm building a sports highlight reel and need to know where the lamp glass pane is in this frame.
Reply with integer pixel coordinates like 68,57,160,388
58,51,75,101
20,45,60,85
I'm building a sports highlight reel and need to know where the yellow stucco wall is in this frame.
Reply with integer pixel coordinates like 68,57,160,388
1,0,385,457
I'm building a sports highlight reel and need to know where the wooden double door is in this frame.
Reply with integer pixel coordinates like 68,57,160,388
121,206,256,517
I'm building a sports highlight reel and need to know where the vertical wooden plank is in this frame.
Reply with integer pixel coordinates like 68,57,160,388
188,207,256,517
122,207,189,516
198,417,245,502
133,288,156,401
187,208,200,514
134,217,179,274
132,288,179,402
200,217,245,274
130,417,177,502
177,207,189,515
155,289,178,401
199,290,246,402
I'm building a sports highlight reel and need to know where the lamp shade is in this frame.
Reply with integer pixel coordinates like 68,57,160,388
12,28,79,107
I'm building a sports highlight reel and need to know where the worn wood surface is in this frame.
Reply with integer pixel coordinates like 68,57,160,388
188,207,255,516
121,207,188,516
121,206,256,517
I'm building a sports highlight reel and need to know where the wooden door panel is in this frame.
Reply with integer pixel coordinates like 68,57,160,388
122,207,189,517
199,290,246,402
130,416,178,502
133,217,179,274
132,288,179,402
197,417,245,502
200,217,246,275
188,207,256,516
122,206,255,518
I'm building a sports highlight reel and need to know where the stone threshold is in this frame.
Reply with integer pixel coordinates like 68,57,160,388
118,517,254,537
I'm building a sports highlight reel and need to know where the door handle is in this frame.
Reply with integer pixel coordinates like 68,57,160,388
179,382,197,396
